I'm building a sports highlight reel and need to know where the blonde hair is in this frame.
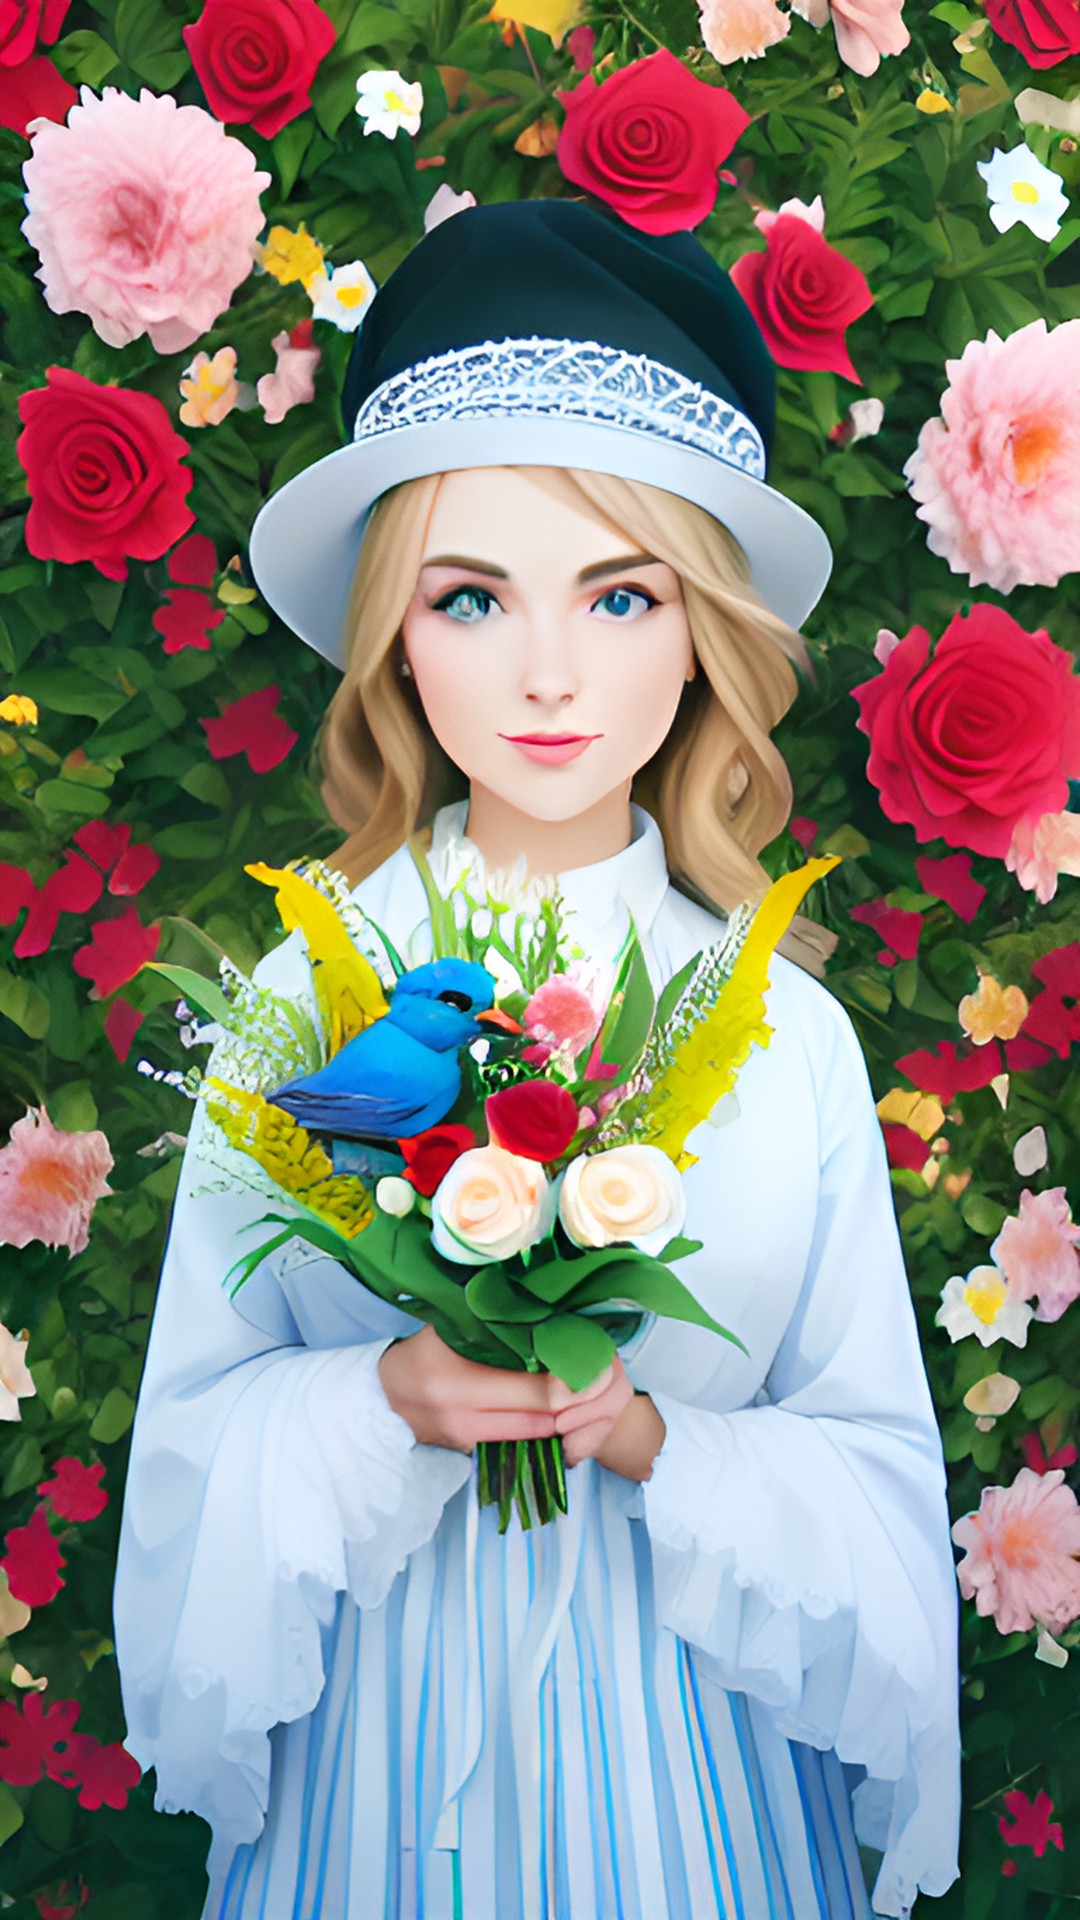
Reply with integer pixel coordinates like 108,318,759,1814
319,467,834,970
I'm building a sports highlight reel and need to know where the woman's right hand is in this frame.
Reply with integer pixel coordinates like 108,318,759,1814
376,1324,629,1454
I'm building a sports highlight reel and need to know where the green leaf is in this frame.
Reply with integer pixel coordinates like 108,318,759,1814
1021,1375,1066,1421
595,916,654,1076
0,1785,24,1850
960,1192,1008,1238
180,761,231,809
48,1079,98,1131
2,1432,45,1497
533,1312,615,1392
876,278,933,322
0,968,50,1039
465,1264,551,1322
54,26,120,85
89,1386,136,1444
145,962,232,1026
654,950,701,1031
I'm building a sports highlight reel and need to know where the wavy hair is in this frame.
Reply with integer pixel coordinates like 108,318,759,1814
319,467,833,970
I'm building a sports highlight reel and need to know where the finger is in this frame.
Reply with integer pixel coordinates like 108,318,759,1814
545,1359,619,1413
562,1417,614,1469
465,1410,559,1443
553,1374,633,1436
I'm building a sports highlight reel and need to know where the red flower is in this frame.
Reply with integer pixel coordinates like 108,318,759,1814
0,0,71,64
985,0,1080,65
35,1880,90,1920
556,48,749,235
1,1503,65,1606
896,1040,1004,1101
37,1457,107,1522
0,1697,43,1785
399,1124,475,1197
74,820,160,896
167,531,217,586
104,996,144,1063
200,684,298,773
852,606,1080,859
65,1734,141,1810
3,850,103,959
849,899,923,961
1021,1430,1079,1474
0,1693,80,1788
72,907,160,998
17,367,195,581
1023,943,1080,1059
0,50,76,136
789,816,818,851
882,1124,933,1173
731,215,874,383
914,852,986,923
184,0,336,140
153,588,226,655
998,1788,1064,1857
567,22,595,69
486,1079,579,1162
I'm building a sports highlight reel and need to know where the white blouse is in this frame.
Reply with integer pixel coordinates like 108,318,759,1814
113,803,961,1919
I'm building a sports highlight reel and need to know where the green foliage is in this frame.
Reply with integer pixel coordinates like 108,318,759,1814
1,1,1078,1914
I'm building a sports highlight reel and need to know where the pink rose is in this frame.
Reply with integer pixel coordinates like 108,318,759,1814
952,1468,1080,1635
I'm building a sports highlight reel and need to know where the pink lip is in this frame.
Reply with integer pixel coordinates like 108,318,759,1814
501,733,599,765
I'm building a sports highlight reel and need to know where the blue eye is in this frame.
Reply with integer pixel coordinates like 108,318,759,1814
593,586,657,620
431,585,497,623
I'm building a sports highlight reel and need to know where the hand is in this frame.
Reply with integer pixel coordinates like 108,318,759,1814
377,1324,624,1455
558,1387,667,1482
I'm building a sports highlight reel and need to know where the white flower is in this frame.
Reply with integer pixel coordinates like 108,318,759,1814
848,397,885,441
431,1144,555,1265
355,69,424,138
755,193,826,235
936,1266,1034,1348
307,260,377,332
0,1322,35,1422
976,144,1069,244
424,183,477,231
559,1144,685,1259
375,1175,415,1218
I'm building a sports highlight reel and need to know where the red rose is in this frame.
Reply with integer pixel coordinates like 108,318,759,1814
184,0,336,141
985,0,1080,66
556,47,749,236
485,1080,579,1163
852,605,1080,859
730,214,874,383
17,368,194,581
399,1123,475,1196
0,49,74,135
0,0,70,65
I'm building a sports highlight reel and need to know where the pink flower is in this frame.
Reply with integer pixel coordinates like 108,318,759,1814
903,318,1080,594
914,852,986,922
991,1187,1080,1324
0,1108,113,1257
178,345,250,427
1006,809,1080,905
1,1504,66,1607
998,1788,1064,1858
257,321,321,424
524,973,602,1057
952,1467,1080,1635
21,86,271,353
37,1458,106,1522
697,0,789,63
791,0,910,74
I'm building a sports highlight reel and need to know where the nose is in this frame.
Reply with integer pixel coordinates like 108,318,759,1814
519,605,580,708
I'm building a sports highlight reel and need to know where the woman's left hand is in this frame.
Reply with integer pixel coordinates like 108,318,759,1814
554,1361,666,1480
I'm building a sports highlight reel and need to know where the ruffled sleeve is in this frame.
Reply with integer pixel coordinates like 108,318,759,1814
637,981,960,1919
113,931,472,1847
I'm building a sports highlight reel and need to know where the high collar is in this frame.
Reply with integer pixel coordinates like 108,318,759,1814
428,798,672,962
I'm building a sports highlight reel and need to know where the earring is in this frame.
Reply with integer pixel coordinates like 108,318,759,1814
399,659,412,678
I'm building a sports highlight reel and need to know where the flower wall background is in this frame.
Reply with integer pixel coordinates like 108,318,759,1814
0,0,1078,1913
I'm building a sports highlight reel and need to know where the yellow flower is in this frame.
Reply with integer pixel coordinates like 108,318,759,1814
205,1081,334,1192
257,222,326,291
179,346,242,428
916,88,953,113
0,695,38,726
875,1087,946,1141
958,971,1029,1045
486,0,580,44
298,1176,374,1239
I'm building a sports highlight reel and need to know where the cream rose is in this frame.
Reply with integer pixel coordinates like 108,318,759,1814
431,1144,555,1265
559,1144,685,1258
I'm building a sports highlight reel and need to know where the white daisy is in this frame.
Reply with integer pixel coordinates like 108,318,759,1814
308,261,377,332
355,69,424,139
976,144,1069,244
936,1266,1033,1348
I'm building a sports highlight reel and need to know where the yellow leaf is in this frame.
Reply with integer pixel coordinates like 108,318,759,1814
645,858,840,1171
514,114,560,155
876,1087,945,1141
486,0,580,45
217,576,257,605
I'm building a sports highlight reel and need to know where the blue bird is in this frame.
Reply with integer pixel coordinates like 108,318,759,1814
270,958,521,1142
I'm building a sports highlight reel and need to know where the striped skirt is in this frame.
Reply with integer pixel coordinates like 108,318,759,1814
207,1465,875,1920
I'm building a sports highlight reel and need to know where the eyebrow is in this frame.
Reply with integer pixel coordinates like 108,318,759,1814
419,552,665,585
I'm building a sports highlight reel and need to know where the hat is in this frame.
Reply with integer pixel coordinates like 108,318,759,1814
248,199,832,667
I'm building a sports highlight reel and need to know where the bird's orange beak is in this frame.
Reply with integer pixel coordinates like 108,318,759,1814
475,1006,523,1033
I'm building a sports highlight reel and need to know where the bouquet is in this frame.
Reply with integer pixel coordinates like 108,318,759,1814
156,837,836,1531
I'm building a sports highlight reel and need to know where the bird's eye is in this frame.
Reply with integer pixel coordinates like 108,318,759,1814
437,990,473,1011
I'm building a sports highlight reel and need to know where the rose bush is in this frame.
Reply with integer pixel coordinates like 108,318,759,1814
556,47,749,235
851,605,1080,859
558,1144,686,1258
17,367,195,578
184,0,336,139
430,1144,555,1264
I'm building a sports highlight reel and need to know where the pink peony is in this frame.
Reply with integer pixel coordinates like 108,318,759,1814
1006,810,1080,906
257,320,321,424
524,973,602,1057
952,1467,1080,1635
791,0,909,73
21,86,271,354
697,0,789,63
0,1108,113,1258
903,318,1080,594
991,1187,1080,1324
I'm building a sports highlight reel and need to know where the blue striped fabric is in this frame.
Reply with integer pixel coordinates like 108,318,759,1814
209,1467,874,1920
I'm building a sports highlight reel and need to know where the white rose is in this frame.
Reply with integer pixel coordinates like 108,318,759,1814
559,1145,685,1258
375,1176,415,1218
431,1144,555,1265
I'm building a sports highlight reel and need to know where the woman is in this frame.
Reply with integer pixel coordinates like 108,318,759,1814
114,200,960,1920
